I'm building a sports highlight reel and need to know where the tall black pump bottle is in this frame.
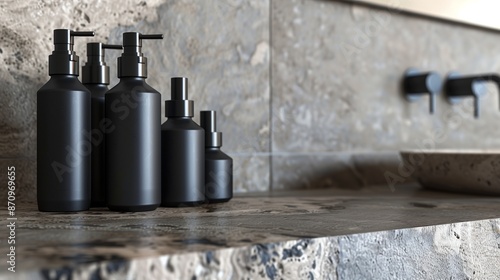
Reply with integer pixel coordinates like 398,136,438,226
161,77,205,207
200,111,233,203
82,42,122,207
37,29,95,212
105,32,163,212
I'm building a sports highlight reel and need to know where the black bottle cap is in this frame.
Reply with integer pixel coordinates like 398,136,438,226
165,77,194,117
49,29,94,76
82,43,122,84
117,32,163,78
200,110,222,148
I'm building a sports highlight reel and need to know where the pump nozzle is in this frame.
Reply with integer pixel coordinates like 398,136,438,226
71,31,95,37
200,111,222,148
82,43,122,84
49,29,94,75
140,34,164,40
165,77,194,118
117,32,163,78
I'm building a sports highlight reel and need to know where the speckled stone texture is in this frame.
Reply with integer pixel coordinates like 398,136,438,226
0,0,269,199
1,187,500,279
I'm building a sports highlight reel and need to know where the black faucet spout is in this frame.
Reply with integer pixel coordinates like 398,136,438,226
445,73,500,118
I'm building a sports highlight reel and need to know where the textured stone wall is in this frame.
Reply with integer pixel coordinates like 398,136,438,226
3,0,500,200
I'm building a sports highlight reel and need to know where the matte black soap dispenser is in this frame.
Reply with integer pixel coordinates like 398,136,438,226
37,29,94,212
82,43,122,207
161,77,205,207
105,32,163,212
200,111,233,203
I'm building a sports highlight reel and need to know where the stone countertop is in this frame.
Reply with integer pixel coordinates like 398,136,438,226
1,184,500,279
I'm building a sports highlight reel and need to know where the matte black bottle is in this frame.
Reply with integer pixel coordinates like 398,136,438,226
37,29,95,212
161,77,205,207
105,32,163,212
200,111,233,203
82,43,122,207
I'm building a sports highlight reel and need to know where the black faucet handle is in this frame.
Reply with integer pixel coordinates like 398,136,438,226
403,68,442,114
445,72,499,118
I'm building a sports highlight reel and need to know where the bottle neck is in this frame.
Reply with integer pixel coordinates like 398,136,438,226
165,100,194,118
118,55,147,78
49,53,79,76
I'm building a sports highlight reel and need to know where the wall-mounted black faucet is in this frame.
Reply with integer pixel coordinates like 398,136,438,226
403,68,442,114
445,73,500,118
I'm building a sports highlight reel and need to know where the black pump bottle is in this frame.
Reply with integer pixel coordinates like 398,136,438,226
82,43,122,207
37,29,95,212
200,111,233,203
105,32,163,212
161,77,205,207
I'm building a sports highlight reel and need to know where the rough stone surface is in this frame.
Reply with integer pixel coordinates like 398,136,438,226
272,0,500,153
336,220,500,279
1,187,500,279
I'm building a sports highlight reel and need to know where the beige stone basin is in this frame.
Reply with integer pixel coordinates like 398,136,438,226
400,150,500,195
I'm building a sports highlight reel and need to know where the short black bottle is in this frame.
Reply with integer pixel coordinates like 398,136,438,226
161,77,205,207
37,29,95,212
200,111,233,203
105,32,163,212
82,43,122,207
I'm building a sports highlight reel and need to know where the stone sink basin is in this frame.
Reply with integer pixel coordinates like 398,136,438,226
400,150,500,195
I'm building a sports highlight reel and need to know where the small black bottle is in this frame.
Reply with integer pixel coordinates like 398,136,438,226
37,29,95,212
82,43,122,207
105,32,163,212
200,111,233,203
161,77,205,207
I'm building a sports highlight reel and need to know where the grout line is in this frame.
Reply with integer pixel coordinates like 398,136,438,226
269,0,274,192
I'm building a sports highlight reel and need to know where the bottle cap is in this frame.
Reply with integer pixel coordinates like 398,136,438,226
117,32,163,78
49,29,94,76
82,43,122,84
200,110,222,147
165,77,194,117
